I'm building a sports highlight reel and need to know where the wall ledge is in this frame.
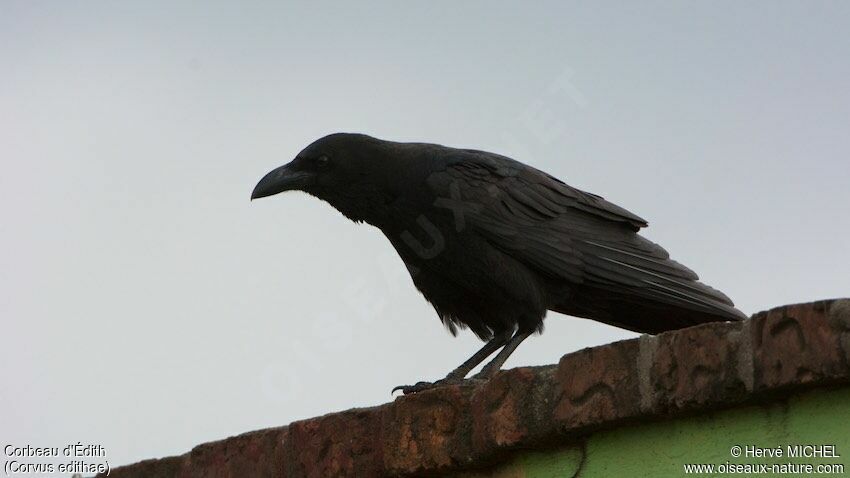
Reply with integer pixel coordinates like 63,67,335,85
100,298,850,477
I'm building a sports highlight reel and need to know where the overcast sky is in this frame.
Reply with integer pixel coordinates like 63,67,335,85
2,0,849,470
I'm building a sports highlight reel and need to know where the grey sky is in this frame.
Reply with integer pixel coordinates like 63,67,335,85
2,1,848,469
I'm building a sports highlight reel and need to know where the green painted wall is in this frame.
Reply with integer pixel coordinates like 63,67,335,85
455,387,850,478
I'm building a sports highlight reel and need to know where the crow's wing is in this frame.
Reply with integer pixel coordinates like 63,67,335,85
426,151,744,323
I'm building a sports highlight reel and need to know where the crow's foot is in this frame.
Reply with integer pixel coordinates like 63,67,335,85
392,377,484,395
391,381,442,395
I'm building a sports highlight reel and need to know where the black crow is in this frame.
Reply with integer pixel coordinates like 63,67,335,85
252,133,745,394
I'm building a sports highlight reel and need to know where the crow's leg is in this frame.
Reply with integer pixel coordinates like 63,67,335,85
474,329,533,379
444,329,514,380
392,329,513,395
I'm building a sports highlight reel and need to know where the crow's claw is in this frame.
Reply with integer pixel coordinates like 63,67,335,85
391,377,485,395
392,381,438,395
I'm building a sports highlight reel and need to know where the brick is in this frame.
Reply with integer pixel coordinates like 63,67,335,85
651,321,749,412
828,299,850,364
287,408,382,478
382,384,475,475
752,300,850,392
470,366,556,456
553,338,642,432
176,427,289,478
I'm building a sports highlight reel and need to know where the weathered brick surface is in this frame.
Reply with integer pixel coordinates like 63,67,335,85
829,299,850,363
100,299,849,478
553,338,642,430
470,366,556,456
287,408,383,478
751,299,850,392
651,321,750,412
180,427,290,478
382,384,475,475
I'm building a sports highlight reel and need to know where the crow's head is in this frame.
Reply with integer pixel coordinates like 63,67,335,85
252,133,412,224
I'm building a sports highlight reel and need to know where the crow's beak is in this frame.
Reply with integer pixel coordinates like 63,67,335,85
251,162,314,200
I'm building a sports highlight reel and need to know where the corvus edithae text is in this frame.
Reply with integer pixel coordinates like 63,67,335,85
252,133,745,394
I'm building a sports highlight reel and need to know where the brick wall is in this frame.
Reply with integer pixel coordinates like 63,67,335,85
99,299,850,477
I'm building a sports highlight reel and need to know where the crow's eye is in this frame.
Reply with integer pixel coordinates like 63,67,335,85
315,155,330,169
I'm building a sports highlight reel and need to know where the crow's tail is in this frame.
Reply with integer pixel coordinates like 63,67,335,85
553,238,746,334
